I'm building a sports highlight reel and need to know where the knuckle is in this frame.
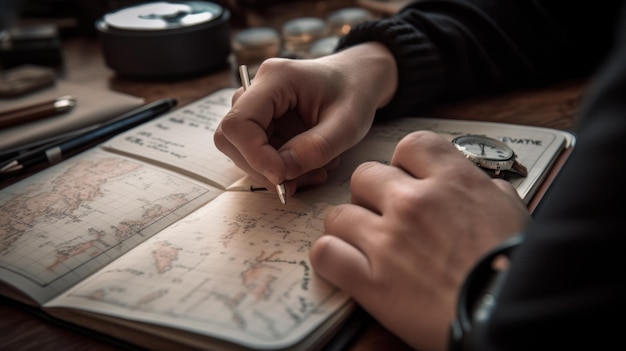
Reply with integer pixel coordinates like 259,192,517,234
307,133,335,168
213,128,227,151
387,183,427,217
257,57,292,76
397,130,441,150
395,130,453,159
309,235,333,265
219,109,241,133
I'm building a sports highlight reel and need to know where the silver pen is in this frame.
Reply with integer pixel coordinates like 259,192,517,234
238,65,287,205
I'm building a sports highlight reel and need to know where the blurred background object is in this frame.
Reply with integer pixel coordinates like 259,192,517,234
95,1,231,80
0,0,65,71
0,0,21,32
308,36,340,58
232,26,280,76
0,24,63,70
1,0,375,80
326,7,372,36
357,0,411,17
281,16,327,58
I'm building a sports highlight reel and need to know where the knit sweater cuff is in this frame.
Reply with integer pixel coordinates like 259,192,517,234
336,15,445,120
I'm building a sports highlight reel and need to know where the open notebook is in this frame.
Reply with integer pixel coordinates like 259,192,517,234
0,87,574,350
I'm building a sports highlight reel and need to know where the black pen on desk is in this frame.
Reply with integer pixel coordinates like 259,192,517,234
0,95,76,128
0,125,100,163
0,97,177,175
238,65,287,205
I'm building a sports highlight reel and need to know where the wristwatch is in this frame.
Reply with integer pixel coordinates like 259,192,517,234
451,135,528,177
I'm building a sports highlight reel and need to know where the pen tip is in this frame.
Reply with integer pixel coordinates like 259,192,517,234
0,160,18,173
276,183,286,205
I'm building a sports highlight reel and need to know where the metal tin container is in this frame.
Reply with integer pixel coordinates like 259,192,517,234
96,1,231,79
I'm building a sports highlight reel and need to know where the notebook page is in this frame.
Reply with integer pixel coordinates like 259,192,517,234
0,148,220,305
47,185,352,350
103,88,245,189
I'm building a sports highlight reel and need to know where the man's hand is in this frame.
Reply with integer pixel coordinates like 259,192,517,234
214,43,398,196
310,131,530,351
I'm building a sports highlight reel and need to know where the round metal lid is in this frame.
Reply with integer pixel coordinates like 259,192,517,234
103,1,223,31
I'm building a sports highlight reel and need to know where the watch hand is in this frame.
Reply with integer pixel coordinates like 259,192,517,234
479,143,485,155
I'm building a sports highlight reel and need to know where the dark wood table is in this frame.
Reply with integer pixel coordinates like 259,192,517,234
0,1,588,350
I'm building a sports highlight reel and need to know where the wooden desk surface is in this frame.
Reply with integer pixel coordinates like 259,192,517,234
0,1,588,350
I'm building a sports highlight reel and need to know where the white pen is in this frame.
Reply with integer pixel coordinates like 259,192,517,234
238,65,287,205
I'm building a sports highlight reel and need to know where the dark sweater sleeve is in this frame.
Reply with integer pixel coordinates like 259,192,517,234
336,0,616,120
468,3,626,348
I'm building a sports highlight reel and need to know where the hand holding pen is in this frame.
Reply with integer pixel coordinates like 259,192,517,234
213,51,387,205
238,65,287,205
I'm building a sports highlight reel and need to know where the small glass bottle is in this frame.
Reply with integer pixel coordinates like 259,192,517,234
281,17,327,58
232,27,281,77
326,7,373,36
308,36,340,58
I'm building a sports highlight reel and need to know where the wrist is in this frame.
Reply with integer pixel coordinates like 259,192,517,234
325,42,398,109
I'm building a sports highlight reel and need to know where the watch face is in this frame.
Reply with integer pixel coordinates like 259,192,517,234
452,135,514,160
